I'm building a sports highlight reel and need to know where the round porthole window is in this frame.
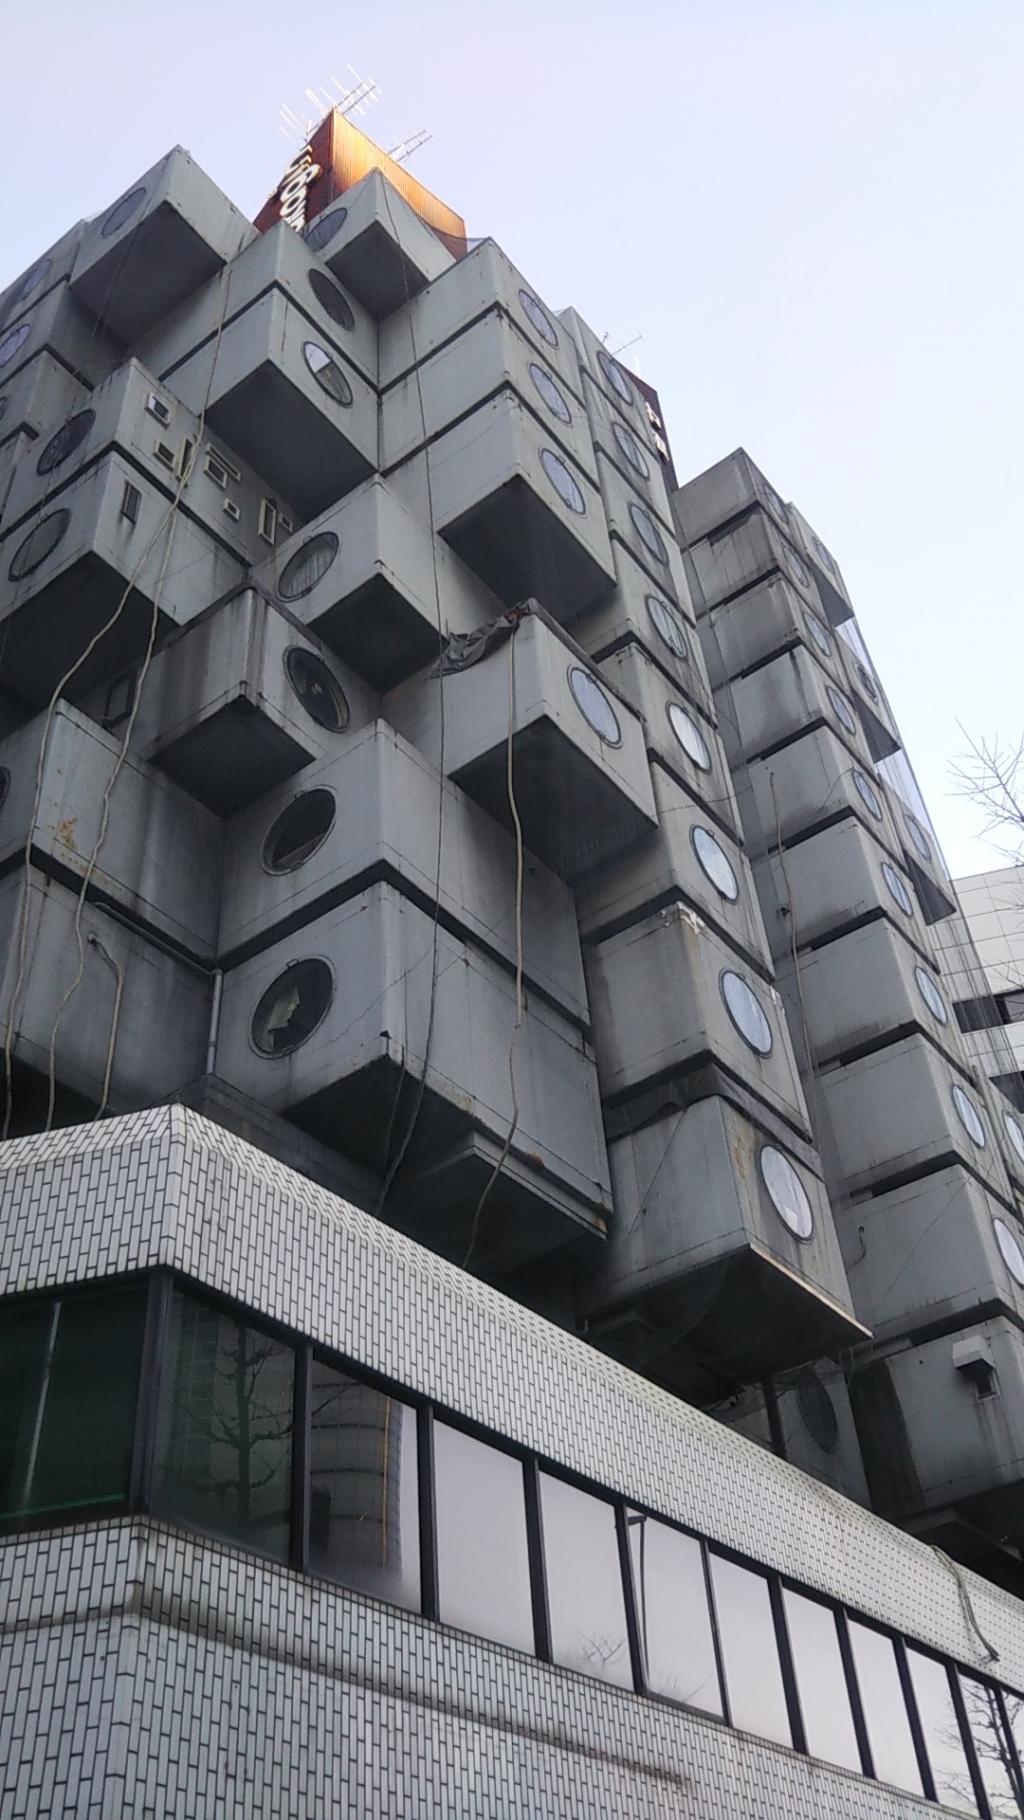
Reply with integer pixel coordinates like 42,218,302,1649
760,481,788,524
262,789,336,874
760,1146,813,1237
813,535,837,576
283,647,350,732
853,770,883,821
951,1082,987,1148
613,420,649,478
541,447,585,514
783,544,811,589
691,825,739,902
721,970,774,1056
0,396,8,427
0,321,31,371
277,531,339,600
795,1366,838,1450
646,595,688,660
994,1218,1024,1289
1003,1112,1024,1167
881,861,913,917
568,666,621,745
905,813,931,862
629,501,668,565
667,702,712,770
307,269,355,330
101,186,147,238
914,965,948,1025
9,508,71,580
0,767,10,811
304,206,348,253
856,661,879,703
597,348,633,405
827,685,857,737
5,256,51,317
251,958,333,1057
803,609,832,658
518,288,558,347
528,363,571,424
302,342,353,405
36,408,96,476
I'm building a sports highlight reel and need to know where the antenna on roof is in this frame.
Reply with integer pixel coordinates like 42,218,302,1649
279,69,381,146
386,130,432,165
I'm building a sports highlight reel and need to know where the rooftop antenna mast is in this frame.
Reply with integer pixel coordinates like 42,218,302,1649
386,129,432,165
279,66,381,146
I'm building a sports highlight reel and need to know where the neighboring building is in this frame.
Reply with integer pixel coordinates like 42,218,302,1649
2,121,1024,1813
935,865,1024,1107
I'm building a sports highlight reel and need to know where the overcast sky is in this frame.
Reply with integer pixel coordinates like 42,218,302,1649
4,0,1020,880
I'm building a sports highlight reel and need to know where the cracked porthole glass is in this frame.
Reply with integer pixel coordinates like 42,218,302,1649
613,420,649,478
568,666,621,745
277,532,339,600
630,501,668,565
597,348,633,405
760,1146,813,1237
251,959,333,1058
528,363,571,424
541,447,585,514
783,544,811,589
262,790,336,874
302,341,353,406
518,289,557,347
283,647,350,732
721,970,773,1055
646,595,688,660
803,610,832,658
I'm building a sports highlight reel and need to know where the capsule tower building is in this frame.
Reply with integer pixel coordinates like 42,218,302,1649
2,120,1024,1818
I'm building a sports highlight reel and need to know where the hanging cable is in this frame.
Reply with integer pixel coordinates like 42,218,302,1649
86,933,124,1121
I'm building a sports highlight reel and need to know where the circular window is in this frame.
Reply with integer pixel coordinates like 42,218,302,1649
307,269,355,330
302,342,352,405
1003,1113,1024,1167
518,290,558,346
856,661,879,703
783,544,811,589
541,447,585,514
905,813,931,862
283,647,350,732
760,1145,813,1237
630,502,669,566
827,685,857,737
952,1083,987,1149
994,1218,1024,1289
277,531,339,600
568,666,621,745
251,958,333,1057
667,702,712,770
597,348,633,405
721,970,774,1056
760,481,788,524
0,767,9,811
528,363,571,424
691,825,739,901
646,595,689,660
5,256,51,317
262,789,336,874
0,321,31,371
853,770,883,821
36,408,96,476
813,535,837,576
0,395,8,426
9,508,71,580
612,420,649,478
795,1367,838,1449
304,206,348,253
881,861,913,917
101,186,147,238
803,610,832,658
914,965,948,1026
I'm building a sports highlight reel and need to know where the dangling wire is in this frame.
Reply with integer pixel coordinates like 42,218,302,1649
86,933,124,1121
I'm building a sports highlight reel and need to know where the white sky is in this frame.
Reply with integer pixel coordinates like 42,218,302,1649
3,0,1021,880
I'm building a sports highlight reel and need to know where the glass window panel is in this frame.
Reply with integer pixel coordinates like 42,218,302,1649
907,1649,978,1813
540,1472,632,1687
959,1676,1024,1817
848,1622,924,1795
627,1512,722,1714
709,1555,791,1744
0,1289,145,1521
433,1422,533,1653
783,1590,861,1771
308,1358,419,1612
153,1292,294,1561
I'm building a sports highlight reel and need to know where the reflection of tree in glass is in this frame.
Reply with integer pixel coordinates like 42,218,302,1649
309,1362,404,1579
954,1679,1024,1818
578,1631,629,1677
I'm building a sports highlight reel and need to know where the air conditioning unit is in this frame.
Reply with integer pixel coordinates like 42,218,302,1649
784,499,854,625
214,880,613,1249
389,394,615,620
130,589,374,814
671,448,791,548
380,307,596,482
251,478,493,691
820,1032,1017,1205
743,726,904,859
684,507,826,616
725,643,873,767
305,169,454,321
578,368,676,533
594,449,691,603
0,279,121,391
752,816,929,962
703,573,847,692
0,869,210,1114
0,456,245,708
137,218,377,389
69,146,254,343
584,905,811,1139
0,218,88,328
0,350,90,450
152,290,377,518
385,607,655,878
581,1094,864,1397
777,917,969,1073
556,308,661,455
595,641,741,843
217,722,589,1028
575,761,773,977
0,703,220,961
